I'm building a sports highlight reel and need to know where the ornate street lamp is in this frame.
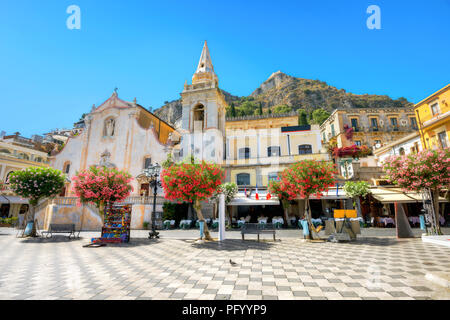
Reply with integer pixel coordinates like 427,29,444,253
143,163,162,239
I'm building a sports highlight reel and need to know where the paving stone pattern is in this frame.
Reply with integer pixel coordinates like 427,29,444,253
0,228,449,300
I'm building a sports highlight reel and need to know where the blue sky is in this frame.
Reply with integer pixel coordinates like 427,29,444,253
1,0,449,136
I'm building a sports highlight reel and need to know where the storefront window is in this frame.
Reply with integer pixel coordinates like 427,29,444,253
298,144,312,154
236,173,250,186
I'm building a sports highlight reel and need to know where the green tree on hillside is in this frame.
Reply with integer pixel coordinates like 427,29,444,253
230,103,237,117
298,109,309,126
237,101,257,116
311,108,331,125
272,104,292,114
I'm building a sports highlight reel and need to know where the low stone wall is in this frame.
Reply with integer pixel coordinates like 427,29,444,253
130,204,163,229
33,200,164,231
35,203,103,231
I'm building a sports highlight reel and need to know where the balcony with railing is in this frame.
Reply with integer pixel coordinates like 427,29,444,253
0,150,49,164
347,124,415,134
183,81,216,92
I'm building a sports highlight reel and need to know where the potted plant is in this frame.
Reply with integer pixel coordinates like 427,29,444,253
0,217,18,227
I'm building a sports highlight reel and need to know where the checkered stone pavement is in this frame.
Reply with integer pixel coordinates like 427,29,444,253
0,228,449,300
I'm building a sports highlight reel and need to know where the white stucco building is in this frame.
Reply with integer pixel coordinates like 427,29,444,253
373,132,422,165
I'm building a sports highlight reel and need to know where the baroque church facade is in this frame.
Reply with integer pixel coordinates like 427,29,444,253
38,92,179,230
51,91,178,197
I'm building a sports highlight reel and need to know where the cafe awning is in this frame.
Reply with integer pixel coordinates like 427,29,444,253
293,187,350,200
229,197,280,206
0,195,29,204
370,188,447,203
229,190,280,206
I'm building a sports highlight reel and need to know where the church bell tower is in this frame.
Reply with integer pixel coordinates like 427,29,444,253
180,41,227,163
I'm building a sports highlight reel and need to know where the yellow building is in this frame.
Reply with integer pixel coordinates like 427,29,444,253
225,113,329,187
320,108,417,150
414,84,450,150
0,134,50,220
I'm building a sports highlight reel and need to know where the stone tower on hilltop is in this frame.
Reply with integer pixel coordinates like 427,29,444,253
180,41,227,163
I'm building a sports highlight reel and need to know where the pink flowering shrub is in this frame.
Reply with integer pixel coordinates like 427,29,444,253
72,166,133,209
382,148,450,192
382,148,449,235
8,167,66,206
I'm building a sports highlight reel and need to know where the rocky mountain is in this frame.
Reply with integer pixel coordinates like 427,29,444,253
153,71,413,126
153,90,240,128
153,99,183,128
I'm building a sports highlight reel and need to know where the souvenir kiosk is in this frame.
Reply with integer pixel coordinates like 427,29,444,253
91,203,131,244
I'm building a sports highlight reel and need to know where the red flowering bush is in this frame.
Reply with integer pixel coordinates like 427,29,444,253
343,124,354,140
72,166,133,210
161,161,224,240
383,148,450,235
161,161,224,203
333,145,360,158
280,160,337,200
268,180,291,225
358,145,372,157
278,160,337,238
333,144,372,158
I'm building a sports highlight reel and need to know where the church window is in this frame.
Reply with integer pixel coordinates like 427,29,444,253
144,157,152,169
63,162,71,174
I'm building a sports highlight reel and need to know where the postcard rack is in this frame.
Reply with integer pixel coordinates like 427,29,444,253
92,203,131,244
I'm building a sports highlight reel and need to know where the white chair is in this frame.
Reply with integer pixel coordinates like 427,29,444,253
258,217,267,224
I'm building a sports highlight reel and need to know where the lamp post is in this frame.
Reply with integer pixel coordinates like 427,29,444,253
143,163,162,239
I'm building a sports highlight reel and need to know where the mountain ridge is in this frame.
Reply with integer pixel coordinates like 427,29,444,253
153,71,413,127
